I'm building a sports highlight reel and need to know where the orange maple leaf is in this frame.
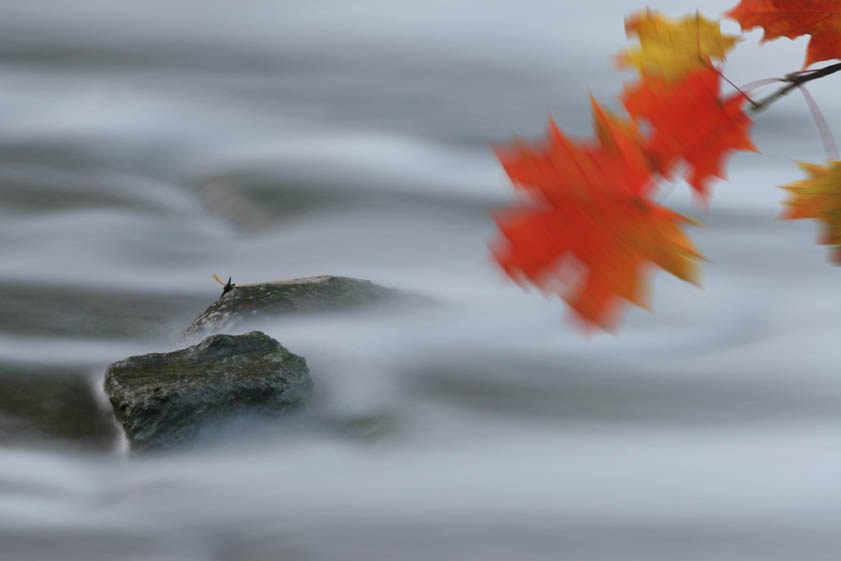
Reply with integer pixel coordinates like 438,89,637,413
492,100,704,330
493,199,703,330
726,0,841,68
496,99,655,206
781,160,841,263
622,67,757,201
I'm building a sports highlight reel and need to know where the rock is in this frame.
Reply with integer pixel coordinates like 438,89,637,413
104,331,312,452
184,275,400,338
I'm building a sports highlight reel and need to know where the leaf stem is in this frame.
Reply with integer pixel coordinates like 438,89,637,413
797,84,839,160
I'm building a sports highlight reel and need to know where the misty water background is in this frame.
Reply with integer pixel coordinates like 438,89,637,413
2,1,841,559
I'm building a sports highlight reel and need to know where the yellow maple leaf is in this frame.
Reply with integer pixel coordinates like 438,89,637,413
617,10,741,83
781,160,841,264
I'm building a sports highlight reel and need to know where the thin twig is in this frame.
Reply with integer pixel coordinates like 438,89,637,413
716,67,756,104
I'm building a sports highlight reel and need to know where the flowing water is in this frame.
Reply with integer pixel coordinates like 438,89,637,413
2,1,841,559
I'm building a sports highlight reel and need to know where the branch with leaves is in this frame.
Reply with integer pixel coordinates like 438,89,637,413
491,1,841,332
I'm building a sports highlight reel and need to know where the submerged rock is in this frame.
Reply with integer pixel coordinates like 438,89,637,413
0,363,118,450
184,275,399,338
104,331,312,452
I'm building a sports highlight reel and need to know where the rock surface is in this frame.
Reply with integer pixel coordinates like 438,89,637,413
184,275,399,338
104,331,312,452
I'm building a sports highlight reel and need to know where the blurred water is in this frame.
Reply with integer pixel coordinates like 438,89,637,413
2,1,841,560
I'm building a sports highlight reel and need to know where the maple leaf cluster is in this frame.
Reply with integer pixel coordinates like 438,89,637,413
493,11,752,331
492,2,841,332
728,2,841,263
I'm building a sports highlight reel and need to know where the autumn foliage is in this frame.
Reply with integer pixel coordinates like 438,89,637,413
782,161,841,263
492,2,841,331
726,0,841,68
493,102,703,329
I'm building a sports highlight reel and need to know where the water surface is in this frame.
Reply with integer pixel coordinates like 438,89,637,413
2,1,841,560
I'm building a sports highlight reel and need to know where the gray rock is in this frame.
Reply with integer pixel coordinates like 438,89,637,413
184,275,399,339
104,331,312,452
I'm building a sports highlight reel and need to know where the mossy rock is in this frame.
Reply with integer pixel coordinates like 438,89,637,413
104,331,312,452
184,275,400,339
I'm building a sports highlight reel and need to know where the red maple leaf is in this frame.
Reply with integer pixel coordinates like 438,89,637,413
496,99,655,206
492,100,703,330
726,0,841,68
493,199,702,330
622,67,757,201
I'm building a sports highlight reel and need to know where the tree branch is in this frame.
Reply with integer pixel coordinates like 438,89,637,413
750,62,841,114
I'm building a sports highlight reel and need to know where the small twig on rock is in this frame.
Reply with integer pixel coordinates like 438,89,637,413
212,273,236,296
